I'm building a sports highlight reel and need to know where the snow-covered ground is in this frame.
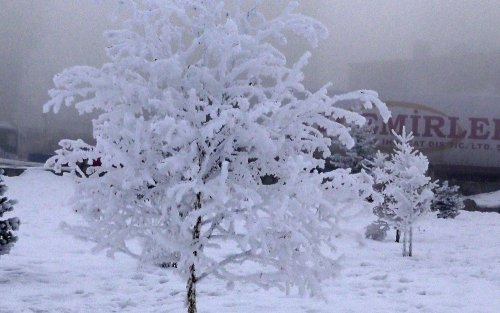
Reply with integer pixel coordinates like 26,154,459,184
1,169,499,313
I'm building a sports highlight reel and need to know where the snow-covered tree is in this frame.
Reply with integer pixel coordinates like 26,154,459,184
365,151,398,241
432,181,463,219
371,128,435,256
0,169,20,256
44,1,389,311
326,122,378,173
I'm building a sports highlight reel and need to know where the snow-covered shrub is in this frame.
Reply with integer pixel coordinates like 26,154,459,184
371,128,435,256
432,181,463,219
0,169,20,256
44,1,389,311
364,219,389,241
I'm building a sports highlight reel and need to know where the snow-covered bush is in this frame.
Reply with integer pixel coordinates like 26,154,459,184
0,169,20,256
432,181,463,219
44,1,389,311
371,128,435,256
364,219,389,241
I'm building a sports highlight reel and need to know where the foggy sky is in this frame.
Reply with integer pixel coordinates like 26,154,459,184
300,0,500,89
1,0,499,149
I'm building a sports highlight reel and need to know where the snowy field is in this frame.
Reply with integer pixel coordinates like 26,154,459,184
1,169,499,313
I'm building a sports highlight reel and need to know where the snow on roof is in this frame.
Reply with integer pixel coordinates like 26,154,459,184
468,190,500,209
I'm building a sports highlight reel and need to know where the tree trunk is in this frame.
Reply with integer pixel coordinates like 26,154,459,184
409,226,413,257
187,193,202,313
395,229,400,243
187,263,197,313
402,229,407,257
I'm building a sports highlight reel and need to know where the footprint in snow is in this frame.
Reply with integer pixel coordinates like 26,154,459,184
370,274,388,281
118,298,137,309
131,273,145,280
158,278,168,284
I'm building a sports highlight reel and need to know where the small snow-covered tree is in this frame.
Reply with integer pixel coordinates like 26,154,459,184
0,169,20,256
365,151,396,241
327,122,378,173
372,128,435,256
44,1,389,311
432,181,463,219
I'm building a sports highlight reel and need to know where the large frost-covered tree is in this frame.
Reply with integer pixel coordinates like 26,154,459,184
371,128,435,256
44,1,389,311
0,169,20,256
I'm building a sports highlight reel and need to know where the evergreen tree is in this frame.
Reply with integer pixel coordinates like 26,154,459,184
0,169,20,256
327,122,378,173
366,151,397,241
432,181,463,219
371,128,435,257
44,1,389,312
